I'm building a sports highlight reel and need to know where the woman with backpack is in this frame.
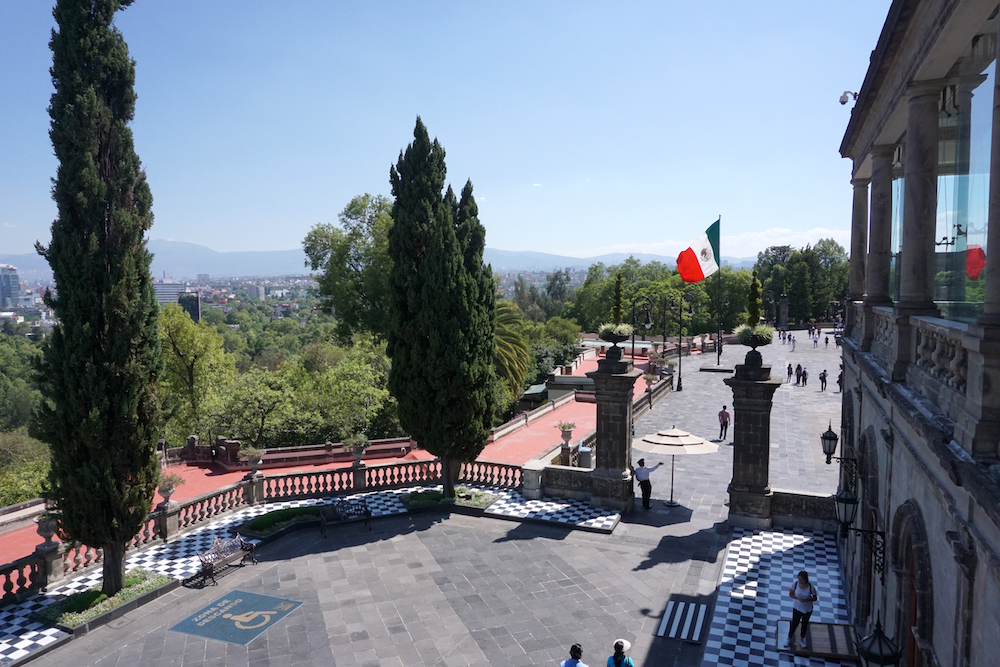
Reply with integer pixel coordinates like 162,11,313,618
784,570,818,649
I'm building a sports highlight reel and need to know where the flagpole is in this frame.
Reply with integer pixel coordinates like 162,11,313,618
716,216,723,366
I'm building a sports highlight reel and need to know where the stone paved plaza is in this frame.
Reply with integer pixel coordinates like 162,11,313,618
6,336,854,667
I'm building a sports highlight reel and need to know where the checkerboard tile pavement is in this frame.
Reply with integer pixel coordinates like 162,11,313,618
0,485,619,665
701,528,856,667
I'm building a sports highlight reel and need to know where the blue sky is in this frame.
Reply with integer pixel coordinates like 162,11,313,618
1,1,891,259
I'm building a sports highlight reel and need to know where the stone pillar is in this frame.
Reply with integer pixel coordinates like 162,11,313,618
959,31,1000,460
778,297,789,329
845,174,870,338
352,463,368,493
891,81,942,381
36,542,64,589
586,345,641,514
154,501,181,541
863,145,895,350
724,348,782,529
521,460,545,500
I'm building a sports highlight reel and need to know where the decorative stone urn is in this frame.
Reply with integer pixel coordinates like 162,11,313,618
560,429,573,445
158,486,175,503
36,516,58,545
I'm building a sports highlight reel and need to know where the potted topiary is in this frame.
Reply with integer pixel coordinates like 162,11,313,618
643,373,658,390
598,322,633,345
733,324,775,367
555,421,576,445
343,433,369,464
239,445,265,474
157,471,186,503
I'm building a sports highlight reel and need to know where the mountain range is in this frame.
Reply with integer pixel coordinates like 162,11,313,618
1,240,757,283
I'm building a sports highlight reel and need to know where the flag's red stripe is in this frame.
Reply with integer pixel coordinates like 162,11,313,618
676,248,706,283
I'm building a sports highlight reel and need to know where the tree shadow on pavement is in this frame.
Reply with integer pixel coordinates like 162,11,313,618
633,520,729,571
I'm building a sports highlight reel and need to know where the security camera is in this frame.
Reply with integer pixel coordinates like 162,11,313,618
840,91,858,105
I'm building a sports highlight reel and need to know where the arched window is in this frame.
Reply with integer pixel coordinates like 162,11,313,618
891,500,934,666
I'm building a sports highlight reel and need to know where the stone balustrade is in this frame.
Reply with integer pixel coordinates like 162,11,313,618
910,316,969,395
871,306,894,370
0,456,526,609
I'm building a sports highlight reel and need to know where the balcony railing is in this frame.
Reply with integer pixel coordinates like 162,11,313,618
910,316,969,396
871,306,894,370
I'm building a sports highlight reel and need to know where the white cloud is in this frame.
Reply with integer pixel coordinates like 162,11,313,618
2,223,16,228
532,183,542,187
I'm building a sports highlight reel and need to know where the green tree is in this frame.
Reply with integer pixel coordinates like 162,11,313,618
159,304,234,444
303,194,394,341
787,261,814,323
611,271,624,324
494,300,531,397
386,118,498,497
747,270,763,324
34,0,162,596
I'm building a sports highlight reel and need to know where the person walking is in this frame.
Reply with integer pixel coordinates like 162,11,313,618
824,335,829,348
718,405,731,441
819,369,828,392
802,367,809,386
837,371,843,393
795,364,802,385
784,571,818,649
634,459,663,510
561,643,589,667
813,333,819,348
791,336,796,352
786,363,793,383
606,639,634,667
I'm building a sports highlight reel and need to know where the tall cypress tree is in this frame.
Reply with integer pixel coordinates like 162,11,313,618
387,118,497,497
35,0,162,596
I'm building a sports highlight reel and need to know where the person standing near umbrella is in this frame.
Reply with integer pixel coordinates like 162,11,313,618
634,458,663,510
718,405,730,441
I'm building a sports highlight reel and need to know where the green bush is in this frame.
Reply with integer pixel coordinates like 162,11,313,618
0,458,49,507
37,569,170,627
241,506,321,535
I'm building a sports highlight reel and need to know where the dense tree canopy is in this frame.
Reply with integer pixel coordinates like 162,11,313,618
386,118,498,496
303,194,393,341
35,0,162,596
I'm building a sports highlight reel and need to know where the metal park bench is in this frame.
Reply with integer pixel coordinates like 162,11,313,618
320,498,372,536
192,534,257,585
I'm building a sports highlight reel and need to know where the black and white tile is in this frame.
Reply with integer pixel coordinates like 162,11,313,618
701,528,855,667
0,485,619,664
486,490,621,532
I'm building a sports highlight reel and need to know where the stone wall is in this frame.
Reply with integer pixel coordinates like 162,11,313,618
771,489,838,532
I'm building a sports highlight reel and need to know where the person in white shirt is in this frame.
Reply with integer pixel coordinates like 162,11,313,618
634,459,663,510
784,570,818,649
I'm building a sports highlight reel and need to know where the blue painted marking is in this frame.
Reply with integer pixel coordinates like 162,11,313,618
170,590,303,646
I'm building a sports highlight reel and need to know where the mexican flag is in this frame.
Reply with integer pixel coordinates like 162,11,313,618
676,219,720,283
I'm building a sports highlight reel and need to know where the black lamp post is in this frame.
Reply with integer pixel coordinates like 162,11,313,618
672,296,693,391
631,295,653,362
822,424,887,583
716,292,729,366
856,615,902,666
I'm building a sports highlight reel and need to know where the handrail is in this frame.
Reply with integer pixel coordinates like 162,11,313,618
0,552,44,605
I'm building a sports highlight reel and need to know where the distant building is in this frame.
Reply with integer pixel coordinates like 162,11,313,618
177,291,201,323
152,279,185,305
196,274,210,283
0,264,21,308
247,285,266,301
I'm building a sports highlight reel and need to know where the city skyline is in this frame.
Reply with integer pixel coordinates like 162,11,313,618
2,1,891,258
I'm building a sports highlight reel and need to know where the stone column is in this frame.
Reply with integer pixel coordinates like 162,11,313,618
898,82,940,310
778,297,789,329
586,344,641,514
845,174,869,339
959,31,1000,460
724,347,782,529
863,145,895,351
892,81,942,381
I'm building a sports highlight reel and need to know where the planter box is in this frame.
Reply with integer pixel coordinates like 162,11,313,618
37,577,181,636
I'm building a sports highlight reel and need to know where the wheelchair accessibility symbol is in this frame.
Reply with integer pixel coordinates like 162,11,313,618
223,610,276,629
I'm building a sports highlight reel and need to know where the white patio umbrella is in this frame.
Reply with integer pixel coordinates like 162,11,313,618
632,426,718,506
